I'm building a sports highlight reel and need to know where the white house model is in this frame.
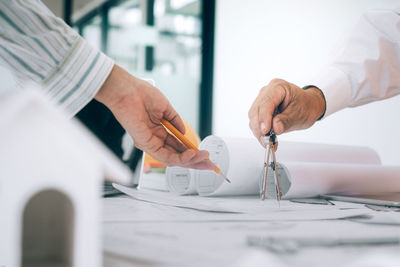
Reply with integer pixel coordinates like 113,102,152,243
0,85,131,267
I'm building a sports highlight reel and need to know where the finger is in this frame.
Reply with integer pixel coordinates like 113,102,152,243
164,133,187,153
145,139,213,169
272,115,286,135
186,160,215,170
149,146,189,166
248,104,265,145
177,149,210,167
249,113,265,147
149,146,204,167
163,103,186,134
273,106,303,134
183,150,210,165
274,94,313,134
258,97,279,134
161,141,195,158
147,125,188,154
257,83,286,136
177,149,213,170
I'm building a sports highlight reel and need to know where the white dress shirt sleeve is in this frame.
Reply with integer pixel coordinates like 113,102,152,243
0,0,114,116
313,8,400,117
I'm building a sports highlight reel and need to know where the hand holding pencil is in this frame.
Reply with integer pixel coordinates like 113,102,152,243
153,117,214,170
161,119,231,183
100,74,214,171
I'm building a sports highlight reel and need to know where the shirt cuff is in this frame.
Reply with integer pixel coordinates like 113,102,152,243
42,36,114,117
312,66,352,118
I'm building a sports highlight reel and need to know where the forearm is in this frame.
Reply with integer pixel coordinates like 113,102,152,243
0,0,113,116
313,8,400,117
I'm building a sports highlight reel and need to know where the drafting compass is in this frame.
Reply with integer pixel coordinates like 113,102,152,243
261,129,282,204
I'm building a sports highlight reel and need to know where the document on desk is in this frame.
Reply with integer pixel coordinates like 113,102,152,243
189,136,400,198
113,184,368,221
103,211,400,267
113,183,237,213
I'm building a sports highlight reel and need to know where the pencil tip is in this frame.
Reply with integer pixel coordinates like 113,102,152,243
218,172,231,183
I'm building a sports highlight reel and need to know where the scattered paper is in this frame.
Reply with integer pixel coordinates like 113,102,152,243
103,213,400,267
113,183,239,213
112,184,368,222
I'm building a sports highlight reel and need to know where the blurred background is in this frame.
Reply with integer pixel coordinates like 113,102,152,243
43,0,400,165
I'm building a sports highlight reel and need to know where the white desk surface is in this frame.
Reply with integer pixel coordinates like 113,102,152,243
102,196,400,267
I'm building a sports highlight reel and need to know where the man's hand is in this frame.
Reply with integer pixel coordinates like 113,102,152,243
95,65,214,170
248,79,326,147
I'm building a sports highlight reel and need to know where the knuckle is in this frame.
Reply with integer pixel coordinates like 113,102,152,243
280,120,288,130
275,114,285,124
280,117,291,130
269,78,286,86
258,85,268,93
260,95,274,107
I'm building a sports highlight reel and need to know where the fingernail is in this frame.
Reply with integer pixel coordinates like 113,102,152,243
260,122,266,134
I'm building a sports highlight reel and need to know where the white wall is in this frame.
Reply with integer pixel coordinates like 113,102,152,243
214,0,400,165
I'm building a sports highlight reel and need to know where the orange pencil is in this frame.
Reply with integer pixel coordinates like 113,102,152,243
161,118,231,183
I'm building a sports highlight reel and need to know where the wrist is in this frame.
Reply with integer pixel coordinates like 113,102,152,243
95,64,139,109
303,85,326,120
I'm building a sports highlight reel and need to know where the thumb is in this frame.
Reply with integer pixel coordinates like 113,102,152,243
163,103,186,134
272,110,296,135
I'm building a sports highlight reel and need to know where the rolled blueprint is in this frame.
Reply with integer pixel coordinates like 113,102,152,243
275,141,381,165
194,136,394,197
166,166,197,195
194,136,265,196
266,162,400,199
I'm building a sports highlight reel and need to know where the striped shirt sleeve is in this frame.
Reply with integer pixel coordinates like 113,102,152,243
0,0,114,116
